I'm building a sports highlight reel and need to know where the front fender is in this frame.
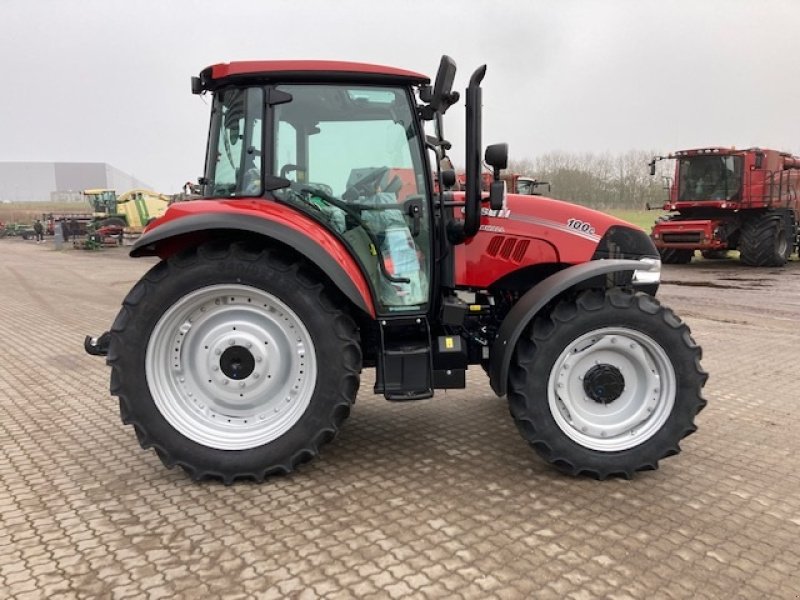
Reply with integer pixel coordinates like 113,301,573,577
131,207,375,317
488,259,656,397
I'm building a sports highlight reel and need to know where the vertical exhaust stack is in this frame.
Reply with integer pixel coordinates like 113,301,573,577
447,65,486,244
463,65,487,240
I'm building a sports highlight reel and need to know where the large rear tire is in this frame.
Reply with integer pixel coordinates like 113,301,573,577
739,214,791,266
508,288,707,479
107,241,362,483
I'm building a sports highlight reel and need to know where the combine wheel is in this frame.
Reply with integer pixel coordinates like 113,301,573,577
508,288,707,479
107,241,362,483
659,248,693,264
739,214,791,266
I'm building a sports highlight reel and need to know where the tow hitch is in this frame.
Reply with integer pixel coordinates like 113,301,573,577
84,332,110,357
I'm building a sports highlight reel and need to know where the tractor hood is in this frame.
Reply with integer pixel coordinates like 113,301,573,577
454,193,659,289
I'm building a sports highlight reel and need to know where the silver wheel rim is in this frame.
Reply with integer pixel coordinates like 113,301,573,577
776,229,788,256
145,284,316,450
547,327,676,452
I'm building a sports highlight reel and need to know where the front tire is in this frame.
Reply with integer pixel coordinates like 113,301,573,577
701,249,728,260
107,241,361,483
508,289,707,479
659,248,694,264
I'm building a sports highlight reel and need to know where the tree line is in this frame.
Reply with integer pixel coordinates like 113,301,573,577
508,149,672,210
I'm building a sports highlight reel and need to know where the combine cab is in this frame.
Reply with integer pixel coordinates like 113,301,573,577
86,56,707,482
649,147,800,265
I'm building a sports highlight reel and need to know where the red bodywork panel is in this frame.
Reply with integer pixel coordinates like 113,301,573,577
144,199,375,316
651,218,728,251
454,193,633,288
144,194,633,313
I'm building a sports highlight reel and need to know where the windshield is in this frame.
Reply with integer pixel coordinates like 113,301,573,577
204,87,264,197
678,155,742,201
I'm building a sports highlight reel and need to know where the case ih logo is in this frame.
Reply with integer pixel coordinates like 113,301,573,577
463,207,512,219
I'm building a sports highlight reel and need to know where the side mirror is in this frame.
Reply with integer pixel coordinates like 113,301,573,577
421,56,458,119
485,143,508,171
432,55,457,108
441,169,457,189
649,160,656,176
489,180,505,211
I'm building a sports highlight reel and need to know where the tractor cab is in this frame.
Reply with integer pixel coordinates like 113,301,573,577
192,58,498,316
204,82,433,310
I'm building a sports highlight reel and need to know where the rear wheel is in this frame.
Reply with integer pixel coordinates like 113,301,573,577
739,214,791,266
107,241,362,482
508,288,707,479
659,248,693,264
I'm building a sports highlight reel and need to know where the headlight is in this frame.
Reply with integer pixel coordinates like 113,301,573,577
632,257,661,285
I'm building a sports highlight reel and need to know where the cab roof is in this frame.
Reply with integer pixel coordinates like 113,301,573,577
197,60,430,91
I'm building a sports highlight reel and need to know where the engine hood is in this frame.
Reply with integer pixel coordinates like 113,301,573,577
453,193,657,289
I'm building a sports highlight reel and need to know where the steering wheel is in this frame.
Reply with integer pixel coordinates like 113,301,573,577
280,164,298,179
290,182,409,284
342,167,390,201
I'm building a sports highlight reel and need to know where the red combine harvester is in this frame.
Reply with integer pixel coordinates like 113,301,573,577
86,56,706,482
649,147,800,265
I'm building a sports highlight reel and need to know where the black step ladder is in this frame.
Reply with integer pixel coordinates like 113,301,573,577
374,317,433,401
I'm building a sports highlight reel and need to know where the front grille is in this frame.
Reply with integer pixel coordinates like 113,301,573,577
662,232,703,243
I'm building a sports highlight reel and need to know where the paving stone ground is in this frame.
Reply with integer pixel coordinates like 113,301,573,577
1,239,799,599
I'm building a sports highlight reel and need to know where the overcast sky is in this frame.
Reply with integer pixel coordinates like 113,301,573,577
2,0,799,193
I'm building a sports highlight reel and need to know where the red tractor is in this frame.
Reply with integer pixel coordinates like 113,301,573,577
649,147,800,265
86,56,706,482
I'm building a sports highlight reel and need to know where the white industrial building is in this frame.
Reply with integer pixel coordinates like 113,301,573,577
0,162,152,202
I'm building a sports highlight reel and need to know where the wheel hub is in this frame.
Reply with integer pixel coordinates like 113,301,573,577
220,345,256,380
583,364,625,404
145,285,316,450
548,327,676,452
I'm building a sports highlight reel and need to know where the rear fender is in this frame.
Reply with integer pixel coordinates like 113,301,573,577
130,211,375,317
488,259,654,396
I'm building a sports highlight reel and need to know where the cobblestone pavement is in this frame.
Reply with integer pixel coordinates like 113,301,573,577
1,239,799,599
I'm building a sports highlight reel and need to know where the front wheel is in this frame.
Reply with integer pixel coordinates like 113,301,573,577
107,241,362,483
659,248,694,264
508,289,707,479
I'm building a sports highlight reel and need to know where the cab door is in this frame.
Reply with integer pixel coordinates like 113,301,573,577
270,84,432,315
